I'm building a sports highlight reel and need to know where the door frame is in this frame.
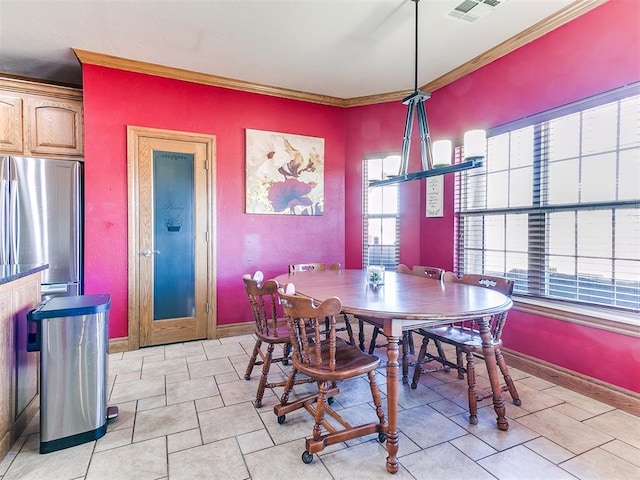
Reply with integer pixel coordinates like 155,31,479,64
127,125,216,350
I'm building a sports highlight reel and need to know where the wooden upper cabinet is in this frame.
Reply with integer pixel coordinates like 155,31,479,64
27,98,83,156
0,77,83,158
0,94,24,154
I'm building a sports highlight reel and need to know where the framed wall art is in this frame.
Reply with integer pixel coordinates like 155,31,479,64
245,128,324,215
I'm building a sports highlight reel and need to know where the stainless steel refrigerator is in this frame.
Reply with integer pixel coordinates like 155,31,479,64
1,156,82,298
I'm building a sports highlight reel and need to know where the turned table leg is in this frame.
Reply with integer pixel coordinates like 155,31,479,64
479,316,508,431
385,334,400,473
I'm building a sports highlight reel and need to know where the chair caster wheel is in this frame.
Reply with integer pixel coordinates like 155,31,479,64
328,396,335,406
443,366,451,372
277,415,286,424
302,450,313,464
254,400,263,408
378,432,387,443
244,374,251,380
513,399,522,406
469,416,478,425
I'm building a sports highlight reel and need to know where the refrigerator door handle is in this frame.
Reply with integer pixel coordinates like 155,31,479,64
8,158,18,265
0,156,8,265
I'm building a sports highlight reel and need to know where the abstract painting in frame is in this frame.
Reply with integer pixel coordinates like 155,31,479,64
245,128,324,215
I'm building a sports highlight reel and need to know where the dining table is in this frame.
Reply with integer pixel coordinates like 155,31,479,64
274,268,514,474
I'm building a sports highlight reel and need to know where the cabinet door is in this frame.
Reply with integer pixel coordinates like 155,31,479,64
27,97,83,156
13,275,40,420
0,289,13,453
0,94,23,154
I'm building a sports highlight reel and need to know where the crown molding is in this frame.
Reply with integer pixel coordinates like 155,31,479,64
421,0,609,95
74,0,608,108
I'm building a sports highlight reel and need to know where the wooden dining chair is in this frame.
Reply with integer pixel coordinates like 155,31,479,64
242,272,313,408
288,262,365,350
365,264,445,383
273,284,387,464
411,272,521,425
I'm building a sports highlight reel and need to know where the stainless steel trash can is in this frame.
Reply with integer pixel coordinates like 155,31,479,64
27,294,116,453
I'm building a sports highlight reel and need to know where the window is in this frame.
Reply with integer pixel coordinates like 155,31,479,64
455,84,640,314
363,154,401,270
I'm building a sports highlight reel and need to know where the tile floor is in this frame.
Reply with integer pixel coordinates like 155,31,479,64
1,332,639,480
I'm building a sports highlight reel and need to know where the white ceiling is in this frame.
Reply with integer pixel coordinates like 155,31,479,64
0,0,580,99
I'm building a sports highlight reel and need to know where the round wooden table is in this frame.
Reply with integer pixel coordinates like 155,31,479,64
275,269,513,474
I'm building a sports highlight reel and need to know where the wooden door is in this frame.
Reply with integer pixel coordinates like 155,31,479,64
128,126,216,347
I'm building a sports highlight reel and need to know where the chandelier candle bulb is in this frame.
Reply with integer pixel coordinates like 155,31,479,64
463,130,487,160
432,140,452,167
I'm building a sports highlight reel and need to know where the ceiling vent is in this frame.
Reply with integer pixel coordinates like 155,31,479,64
446,0,506,23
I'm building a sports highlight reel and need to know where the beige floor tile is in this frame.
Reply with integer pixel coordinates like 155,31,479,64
141,357,188,378
428,398,467,417
260,407,314,445
169,437,248,480
106,400,136,432
166,376,219,405
167,428,202,453
560,447,640,479
94,427,132,453
600,439,640,467
517,375,557,391
165,371,191,384
108,356,142,376
4,441,94,480
164,341,206,359
397,404,468,449
544,386,616,415
323,440,414,479
203,343,246,360
551,402,596,421
215,371,241,384
402,442,496,480
199,402,264,443
187,357,235,379
113,371,141,384
583,409,640,449
524,437,574,464
0,436,27,476
517,408,614,454
479,444,576,480
236,429,274,454
195,395,224,412
133,401,199,442
450,407,539,451
122,345,165,359
3,337,634,480
244,439,333,480
137,394,166,412
218,376,267,405
450,433,497,460
508,382,565,414
86,437,166,480
109,376,165,404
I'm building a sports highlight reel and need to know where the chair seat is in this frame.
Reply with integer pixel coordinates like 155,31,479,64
419,326,502,352
255,322,293,343
295,337,380,382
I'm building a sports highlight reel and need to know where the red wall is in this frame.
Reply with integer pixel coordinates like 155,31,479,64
82,0,639,392
82,69,346,337
344,0,640,392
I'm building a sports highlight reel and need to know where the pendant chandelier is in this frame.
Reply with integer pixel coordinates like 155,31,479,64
370,0,486,187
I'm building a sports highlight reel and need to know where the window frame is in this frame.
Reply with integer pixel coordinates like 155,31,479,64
454,83,640,332
362,152,401,271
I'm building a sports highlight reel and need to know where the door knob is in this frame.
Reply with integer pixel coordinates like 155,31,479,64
141,249,160,257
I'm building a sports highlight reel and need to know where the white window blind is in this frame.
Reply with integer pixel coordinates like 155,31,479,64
455,84,640,313
363,154,401,270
